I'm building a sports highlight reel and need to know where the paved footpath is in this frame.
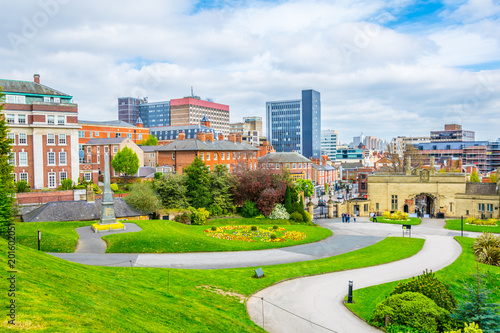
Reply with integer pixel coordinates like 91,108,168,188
246,218,470,333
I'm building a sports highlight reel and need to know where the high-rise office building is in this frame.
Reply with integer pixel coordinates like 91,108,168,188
138,100,170,128
118,97,146,125
266,89,321,158
321,130,338,161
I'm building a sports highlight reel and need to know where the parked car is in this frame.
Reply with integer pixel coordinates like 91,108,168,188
318,199,326,206
337,194,344,200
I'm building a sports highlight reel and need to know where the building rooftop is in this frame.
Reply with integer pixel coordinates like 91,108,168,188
22,198,144,222
79,120,139,128
157,139,259,152
84,138,128,145
140,145,163,152
0,79,71,97
258,152,311,163
149,124,213,132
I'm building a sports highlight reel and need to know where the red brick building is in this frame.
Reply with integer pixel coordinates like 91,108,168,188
2,74,80,189
156,132,259,174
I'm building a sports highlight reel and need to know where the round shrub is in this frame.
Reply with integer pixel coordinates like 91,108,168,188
290,211,304,223
373,292,452,333
390,270,457,311
251,225,257,231
267,203,290,220
211,226,217,231
241,200,260,218
273,225,279,230
110,183,119,192
176,212,191,225
473,232,500,266
270,233,277,240
301,210,311,223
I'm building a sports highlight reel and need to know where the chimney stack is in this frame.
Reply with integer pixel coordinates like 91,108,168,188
206,132,214,142
228,133,236,143
178,132,185,140
197,131,206,142
218,133,225,141
34,74,40,84
236,133,242,143
430,156,435,175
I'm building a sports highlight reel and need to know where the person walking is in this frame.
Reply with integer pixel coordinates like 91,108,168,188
372,213,377,222
353,213,357,222
347,213,350,223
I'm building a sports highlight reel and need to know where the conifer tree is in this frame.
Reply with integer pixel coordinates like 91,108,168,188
0,88,15,238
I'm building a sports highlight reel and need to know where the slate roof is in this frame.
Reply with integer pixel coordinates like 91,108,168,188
138,166,156,178
341,162,364,169
149,124,212,132
0,79,71,97
312,163,325,171
258,152,311,163
79,120,138,128
85,138,127,145
156,139,259,152
465,183,498,195
22,198,145,222
140,145,162,152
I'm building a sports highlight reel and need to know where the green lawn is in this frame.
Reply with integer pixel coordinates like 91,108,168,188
445,219,500,233
1,237,423,332
103,220,332,253
15,221,94,252
375,217,421,225
346,237,500,324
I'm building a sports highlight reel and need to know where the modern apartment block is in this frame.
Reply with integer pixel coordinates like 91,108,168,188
266,89,321,159
321,129,338,161
118,97,170,128
2,74,80,189
430,124,475,142
118,97,145,125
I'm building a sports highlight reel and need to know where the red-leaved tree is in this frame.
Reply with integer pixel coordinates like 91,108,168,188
232,167,287,216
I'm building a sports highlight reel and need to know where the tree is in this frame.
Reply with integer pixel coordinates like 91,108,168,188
386,143,427,173
470,171,480,183
490,173,497,184
183,157,212,208
140,135,158,146
284,186,292,214
111,147,140,177
295,178,314,197
125,181,162,215
208,164,234,214
0,88,15,238
154,174,188,209
452,271,500,332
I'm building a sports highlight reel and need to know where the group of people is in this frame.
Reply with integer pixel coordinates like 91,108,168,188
370,212,378,222
341,212,356,223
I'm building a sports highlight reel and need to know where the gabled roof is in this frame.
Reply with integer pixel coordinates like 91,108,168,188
258,152,311,163
201,115,210,122
22,198,145,222
0,79,71,97
157,139,259,152
84,138,127,145
140,145,162,152
311,163,326,171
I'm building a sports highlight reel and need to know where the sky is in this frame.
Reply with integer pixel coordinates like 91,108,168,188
0,0,499,143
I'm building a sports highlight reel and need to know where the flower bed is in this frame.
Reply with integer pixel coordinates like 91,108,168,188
466,217,499,226
204,225,305,243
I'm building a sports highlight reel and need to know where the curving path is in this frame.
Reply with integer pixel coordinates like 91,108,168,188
246,219,467,333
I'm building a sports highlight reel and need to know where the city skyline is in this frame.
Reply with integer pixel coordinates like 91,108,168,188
1,0,499,141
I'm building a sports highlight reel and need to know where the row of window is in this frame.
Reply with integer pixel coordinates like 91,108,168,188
7,132,67,146
6,114,66,125
264,162,310,169
478,203,494,212
10,151,68,167
83,145,119,154
197,151,257,161
5,95,63,104
12,171,68,188
78,131,141,140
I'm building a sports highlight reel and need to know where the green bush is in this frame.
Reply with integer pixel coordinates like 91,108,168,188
175,212,191,225
373,292,453,333
59,178,74,191
290,211,304,223
473,232,500,266
251,225,257,231
241,200,260,218
301,210,312,223
270,233,277,240
391,270,457,311
15,180,30,193
189,207,210,225
208,204,223,217
386,324,424,333
110,183,119,192
445,322,483,333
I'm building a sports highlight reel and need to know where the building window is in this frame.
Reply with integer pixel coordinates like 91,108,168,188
87,146,91,154
84,172,91,182
57,115,65,125
19,172,28,183
58,134,66,145
104,146,109,153
172,153,175,160
115,133,121,138
47,152,56,165
87,155,91,163
54,97,61,103
96,155,100,164
59,171,68,184
48,172,56,188
113,146,118,153
450,203,453,212
364,204,368,212
19,152,28,166
8,150,15,165
47,115,55,125
233,152,235,159
487,204,493,212
221,152,225,160
78,131,85,138
47,133,55,145
292,163,296,169
391,195,398,210
200,153,204,161
361,183,366,190
97,146,100,154
18,114,26,124
214,152,217,160
376,203,379,211
127,133,132,139
138,134,142,140
43,97,51,103
18,133,27,145
6,114,15,124
59,152,67,165
207,153,210,161
7,132,15,144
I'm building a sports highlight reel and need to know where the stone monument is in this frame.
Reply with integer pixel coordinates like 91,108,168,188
92,153,124,232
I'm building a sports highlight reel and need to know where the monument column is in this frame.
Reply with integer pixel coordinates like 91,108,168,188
99,153,117,225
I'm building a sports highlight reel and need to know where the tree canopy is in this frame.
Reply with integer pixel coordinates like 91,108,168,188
140,135,158,146
111,147,140,177
470,170,480,183
183,157,212,209
295,178,314,197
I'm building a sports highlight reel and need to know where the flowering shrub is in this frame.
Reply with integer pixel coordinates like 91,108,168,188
110,183,119,192
92,222,125,231
467,218,498,226
267,203,290,220
283,231,306,241
383,211,409,221
204,225,297,243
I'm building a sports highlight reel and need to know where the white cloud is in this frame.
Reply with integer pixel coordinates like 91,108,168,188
0,0,499,142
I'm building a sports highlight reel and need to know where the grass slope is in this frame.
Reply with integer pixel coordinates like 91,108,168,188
103,220,332,253
15,221,93,252
346,237,500,323
445,219,500,233
1,237,423,332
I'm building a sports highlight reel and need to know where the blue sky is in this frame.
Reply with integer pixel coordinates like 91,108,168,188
0,0,499,142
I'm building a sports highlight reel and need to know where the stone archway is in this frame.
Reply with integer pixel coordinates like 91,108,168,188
414,193,437,217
